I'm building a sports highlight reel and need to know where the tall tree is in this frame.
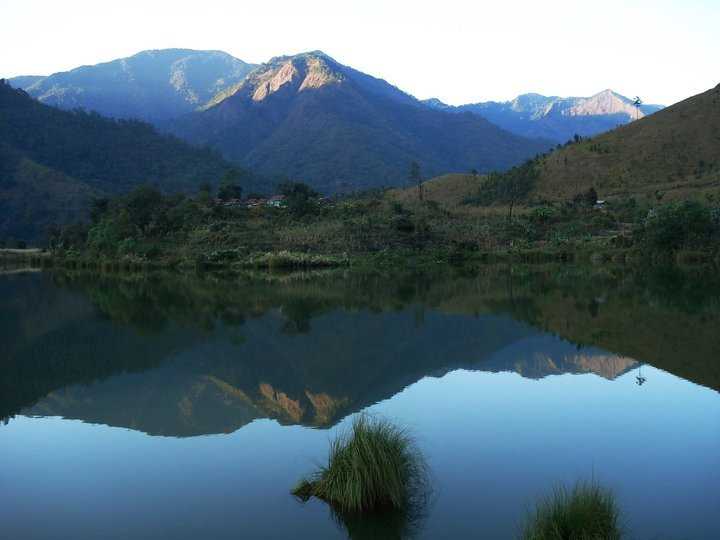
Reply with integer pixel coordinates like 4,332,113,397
409,161,423,201
633,96,643,121
218,168,244,201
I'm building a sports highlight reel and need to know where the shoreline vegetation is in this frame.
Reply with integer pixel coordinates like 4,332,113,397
3,157,718,272
2,244,718,273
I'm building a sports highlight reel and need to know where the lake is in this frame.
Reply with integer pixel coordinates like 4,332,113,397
1,265,718,539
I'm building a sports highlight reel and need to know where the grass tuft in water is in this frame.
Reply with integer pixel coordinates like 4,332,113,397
292,414,428,514
522,480,621,540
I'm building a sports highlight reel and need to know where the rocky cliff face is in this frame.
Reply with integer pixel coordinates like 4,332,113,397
565,89,644,118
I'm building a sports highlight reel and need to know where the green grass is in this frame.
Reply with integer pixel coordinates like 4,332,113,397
522,480,621,540
241,250,349,269
292,414,428,513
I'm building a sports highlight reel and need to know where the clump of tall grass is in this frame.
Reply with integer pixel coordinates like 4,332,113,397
292,414,429,514
242,250,349,269
522,480,621,540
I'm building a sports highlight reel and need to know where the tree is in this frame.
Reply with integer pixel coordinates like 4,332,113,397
278,181,319,217
573,187,598,208
470,160,539,221
641,201,715,251
90,198,109,224
124,185,165,233
632,96,643,121
409,161,423,201
196,181,213,206
218,168,244,201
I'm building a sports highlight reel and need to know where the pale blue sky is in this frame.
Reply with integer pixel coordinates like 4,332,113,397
1,0,718,105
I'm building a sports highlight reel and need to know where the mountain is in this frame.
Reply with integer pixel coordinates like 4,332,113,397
0,80,245,242
7,75,44,89
171,51,552,193
424,90,664,143
8,49,257,124
531,83,720,201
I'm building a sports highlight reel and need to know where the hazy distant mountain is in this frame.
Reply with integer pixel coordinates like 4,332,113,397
171,51,552,192
0,80,241,242
9,49,257,124
7,75,44,89
424,90,664,143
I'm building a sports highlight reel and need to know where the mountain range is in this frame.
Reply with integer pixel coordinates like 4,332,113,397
168,51,552,192
5,48,564,196
5,48,671,196
424,90,664,142
2,47,700,241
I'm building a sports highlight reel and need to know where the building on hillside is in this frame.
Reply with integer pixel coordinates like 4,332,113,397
245,198,267,208
266,195,287,208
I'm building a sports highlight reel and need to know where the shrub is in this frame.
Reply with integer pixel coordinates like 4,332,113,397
522,480,621,540
466,160,539,208
528,206,559,225
245,251,348,269
292,415,428,513
117,237,137,255
641,201,716,251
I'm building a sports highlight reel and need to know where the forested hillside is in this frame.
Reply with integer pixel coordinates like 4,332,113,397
0,80,252,242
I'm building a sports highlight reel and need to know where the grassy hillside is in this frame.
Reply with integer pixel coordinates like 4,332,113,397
0,80,253,242
405,84,720,212
532,84,720,202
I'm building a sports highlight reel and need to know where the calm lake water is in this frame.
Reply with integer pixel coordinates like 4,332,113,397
1,265,718,539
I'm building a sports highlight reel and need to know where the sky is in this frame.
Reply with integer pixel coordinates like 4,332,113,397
1,0,718,106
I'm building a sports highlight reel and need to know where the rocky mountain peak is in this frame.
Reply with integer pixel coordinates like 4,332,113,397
219,51,346,104
566,89,642,118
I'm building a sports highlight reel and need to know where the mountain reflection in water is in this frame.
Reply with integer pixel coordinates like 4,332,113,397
2,265,718,437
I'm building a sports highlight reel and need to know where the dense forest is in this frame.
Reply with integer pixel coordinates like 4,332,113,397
0,80,259,242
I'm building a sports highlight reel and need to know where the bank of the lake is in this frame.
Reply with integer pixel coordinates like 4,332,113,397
28,180,718,273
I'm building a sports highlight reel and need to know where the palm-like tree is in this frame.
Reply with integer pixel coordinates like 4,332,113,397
632,96,643,121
